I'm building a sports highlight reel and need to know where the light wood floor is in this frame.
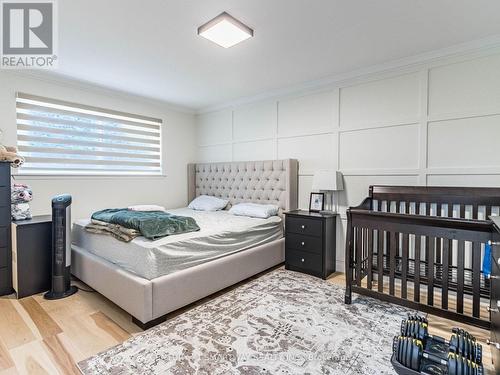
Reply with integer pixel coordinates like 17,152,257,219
0,269,494,374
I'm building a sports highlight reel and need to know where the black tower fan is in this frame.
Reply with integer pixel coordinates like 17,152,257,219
44,194,77,300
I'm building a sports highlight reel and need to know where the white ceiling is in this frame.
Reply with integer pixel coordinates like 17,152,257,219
54,0,500,111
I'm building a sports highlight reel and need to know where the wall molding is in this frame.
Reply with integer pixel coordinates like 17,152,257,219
198,35,500,114
6,70,196,115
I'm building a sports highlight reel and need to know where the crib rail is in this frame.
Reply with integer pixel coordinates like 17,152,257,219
345,208,494,329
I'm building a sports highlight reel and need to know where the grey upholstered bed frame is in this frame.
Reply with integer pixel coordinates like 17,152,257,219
71,159,298,329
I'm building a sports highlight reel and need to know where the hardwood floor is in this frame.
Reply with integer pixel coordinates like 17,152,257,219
0,269,494,374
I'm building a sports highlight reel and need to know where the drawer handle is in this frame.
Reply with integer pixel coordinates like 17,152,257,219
301,258,305,263
301,225,306,229
301,241,305,246
489,241,500,246
487,306,499,313
486,274,500,280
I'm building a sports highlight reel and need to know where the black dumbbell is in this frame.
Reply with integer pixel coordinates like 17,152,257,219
448,352,484,375
449,330,482,364
401,317,482,364
393,336,423,371
393,336,484,375
400,315,428,341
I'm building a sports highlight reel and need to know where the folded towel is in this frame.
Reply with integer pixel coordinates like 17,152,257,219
128,205,165,212
85,219,141,242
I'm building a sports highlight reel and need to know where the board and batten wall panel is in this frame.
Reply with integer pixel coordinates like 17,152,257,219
198,144,232,163
195,50,500,272
428,54,500,118
277,90,338,137
428,115,500,168
197,109,232,146
277,133,337,174
339,72,421,129
233,101,276,141
339,124,420,171
233,140,275,162
427,174,500,187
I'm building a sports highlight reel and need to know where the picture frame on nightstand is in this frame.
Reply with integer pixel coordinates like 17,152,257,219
309,192,324,212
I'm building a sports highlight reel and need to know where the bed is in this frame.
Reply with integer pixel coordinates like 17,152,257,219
71,159,298,329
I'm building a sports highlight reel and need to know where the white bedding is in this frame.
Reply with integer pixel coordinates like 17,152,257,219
72,208,282,280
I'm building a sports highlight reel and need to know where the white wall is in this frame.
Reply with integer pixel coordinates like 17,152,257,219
195,49,500,272
0,72,197,221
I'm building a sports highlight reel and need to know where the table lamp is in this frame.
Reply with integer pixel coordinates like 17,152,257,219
312,170,344,213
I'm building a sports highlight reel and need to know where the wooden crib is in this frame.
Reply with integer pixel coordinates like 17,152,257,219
344,185,500,329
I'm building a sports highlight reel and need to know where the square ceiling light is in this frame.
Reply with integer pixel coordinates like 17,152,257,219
198,12,253,48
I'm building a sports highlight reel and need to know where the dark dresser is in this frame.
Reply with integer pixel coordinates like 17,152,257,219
284,210,337,279
0,162,12,295
12,215,52,298
489,216,500,373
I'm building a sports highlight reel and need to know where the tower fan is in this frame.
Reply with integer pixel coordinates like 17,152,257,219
44,194,77,300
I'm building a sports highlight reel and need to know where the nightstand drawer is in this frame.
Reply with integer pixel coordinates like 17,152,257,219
286,233,322,254
286,216,322,237
286,249,322,272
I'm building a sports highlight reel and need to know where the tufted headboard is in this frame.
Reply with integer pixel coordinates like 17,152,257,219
187,159,298,215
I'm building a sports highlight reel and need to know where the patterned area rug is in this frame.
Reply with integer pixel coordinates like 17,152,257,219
78,269,412,374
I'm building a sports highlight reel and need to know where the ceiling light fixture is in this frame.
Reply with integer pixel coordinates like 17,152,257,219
198,12,253,48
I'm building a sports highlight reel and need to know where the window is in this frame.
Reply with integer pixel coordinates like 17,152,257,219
16,93,162,176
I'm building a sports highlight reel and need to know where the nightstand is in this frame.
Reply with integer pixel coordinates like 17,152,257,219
12,215,52,298
284,210,337,279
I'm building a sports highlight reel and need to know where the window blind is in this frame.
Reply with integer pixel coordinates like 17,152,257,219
15,93,162,176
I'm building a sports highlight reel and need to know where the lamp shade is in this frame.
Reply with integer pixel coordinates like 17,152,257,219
312,170,344,191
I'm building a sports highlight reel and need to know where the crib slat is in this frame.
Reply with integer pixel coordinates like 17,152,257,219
414,235,421,303
460,204,465,219
367,229,373,290
427,237,435,306
389,232,396,296
448,203,454,217
378,230,384,293
442,239,450,310
457,240,465,314
355,227,362,286
486,206,492,219
472,242,481,318
472,205,478,220
436,204,442,216
401,233,409,299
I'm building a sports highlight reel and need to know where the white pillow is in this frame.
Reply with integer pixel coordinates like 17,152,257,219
229,203,279,219
128,205,165,212
188,195,228,211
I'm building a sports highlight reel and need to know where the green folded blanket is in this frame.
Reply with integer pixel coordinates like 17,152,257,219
91,208,200,240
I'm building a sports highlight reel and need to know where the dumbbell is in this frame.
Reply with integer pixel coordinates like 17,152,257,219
400,315,429,341
400,317,482,363
449,329,482,364
392,336,423,371
448,353,484,375
393,336,484,375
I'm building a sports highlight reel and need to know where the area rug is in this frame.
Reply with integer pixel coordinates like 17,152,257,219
78,269,413,374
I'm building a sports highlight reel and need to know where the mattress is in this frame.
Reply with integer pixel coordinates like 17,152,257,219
72,208,283,280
